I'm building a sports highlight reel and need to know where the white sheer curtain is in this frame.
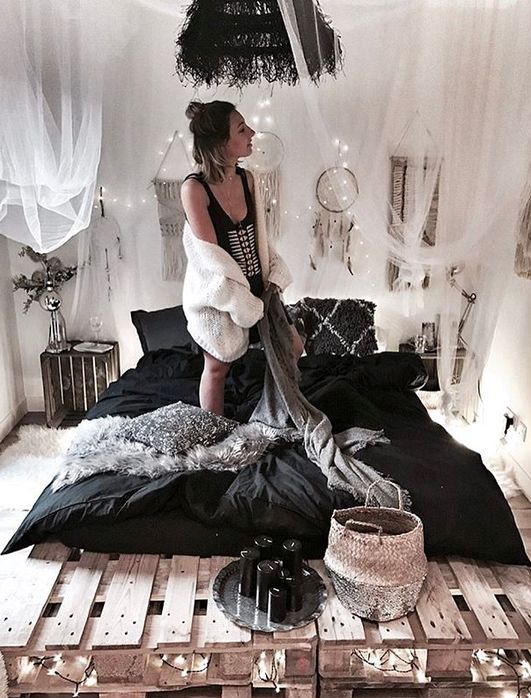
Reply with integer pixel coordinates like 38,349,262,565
0,0,121,252
278,0,531,417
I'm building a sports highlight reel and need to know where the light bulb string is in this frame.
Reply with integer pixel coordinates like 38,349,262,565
159,651,211,675
473,649,530,697
351,648,420,674
31,655,94,696
254,651,280,692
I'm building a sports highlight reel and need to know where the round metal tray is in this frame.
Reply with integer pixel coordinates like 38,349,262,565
212,560,327,632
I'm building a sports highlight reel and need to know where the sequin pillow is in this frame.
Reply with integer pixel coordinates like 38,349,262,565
286,297,378,357
119,402,238,457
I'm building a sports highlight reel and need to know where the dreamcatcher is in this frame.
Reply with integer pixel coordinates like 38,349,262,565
310,166,359,273
243,131,285,238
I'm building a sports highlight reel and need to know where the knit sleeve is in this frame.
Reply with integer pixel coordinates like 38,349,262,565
208,275,264,328
266,243,292,291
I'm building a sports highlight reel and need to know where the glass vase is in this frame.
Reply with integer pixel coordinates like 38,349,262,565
47,309,68,353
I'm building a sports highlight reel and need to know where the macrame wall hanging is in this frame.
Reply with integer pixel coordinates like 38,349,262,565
514,186,531,279
153,178,186,281
174,0,342,88
151,130,192,281
310,164,359,274
387,111,441,292
244,131,285,238
387,155,440,291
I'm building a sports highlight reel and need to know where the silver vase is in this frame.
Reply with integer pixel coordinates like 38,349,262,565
39,285,69,353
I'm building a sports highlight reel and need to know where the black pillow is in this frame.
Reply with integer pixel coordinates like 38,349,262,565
131,305,199,354
287,297,378,357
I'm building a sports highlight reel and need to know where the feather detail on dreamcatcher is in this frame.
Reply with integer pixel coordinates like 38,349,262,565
310,166,359,274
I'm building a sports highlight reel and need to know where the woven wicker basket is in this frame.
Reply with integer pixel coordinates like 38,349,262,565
324,481,427,621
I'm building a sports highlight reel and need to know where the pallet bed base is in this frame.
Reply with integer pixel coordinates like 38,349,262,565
1,545,531,697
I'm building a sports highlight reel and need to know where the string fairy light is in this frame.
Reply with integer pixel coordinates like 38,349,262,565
31,655,95,696
472,648,531,697
159,651,211,677
254,649,284,693
351,648,422,676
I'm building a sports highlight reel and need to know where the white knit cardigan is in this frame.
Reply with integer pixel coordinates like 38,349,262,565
182,171,292,362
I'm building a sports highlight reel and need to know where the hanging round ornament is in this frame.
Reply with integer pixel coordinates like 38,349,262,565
243,132,284,173
316,167,359,212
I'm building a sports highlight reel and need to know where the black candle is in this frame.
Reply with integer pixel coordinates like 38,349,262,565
256,559,280,612
254,534,274,561
283,573,303,612
281,539,303,580
239,547,260,598
268,586,287,623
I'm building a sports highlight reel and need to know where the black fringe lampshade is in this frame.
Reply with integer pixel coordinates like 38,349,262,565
175,0,342,88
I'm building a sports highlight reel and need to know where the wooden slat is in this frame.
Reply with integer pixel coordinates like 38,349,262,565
91,554,159,648
377,615,415,644
157,555,200,648
204,557,251,647
415,561,471,642
45,551,108,649
313,561,365,645
222,686,252,698
493,563,531,632
448,559,518,641
0,543,69,648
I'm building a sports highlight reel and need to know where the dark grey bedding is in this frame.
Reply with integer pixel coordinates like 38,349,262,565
3,349,528,565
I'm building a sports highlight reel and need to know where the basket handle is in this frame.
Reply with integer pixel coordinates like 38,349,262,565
344,519,383,544
364,480,404,510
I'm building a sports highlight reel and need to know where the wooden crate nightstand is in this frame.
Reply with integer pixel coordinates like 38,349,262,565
40,341,120,427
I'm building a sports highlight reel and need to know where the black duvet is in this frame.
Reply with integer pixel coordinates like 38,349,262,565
4,349,529,565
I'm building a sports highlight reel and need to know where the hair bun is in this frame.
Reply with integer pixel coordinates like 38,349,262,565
185,101,206,121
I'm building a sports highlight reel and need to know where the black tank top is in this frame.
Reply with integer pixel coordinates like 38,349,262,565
184,167,264,299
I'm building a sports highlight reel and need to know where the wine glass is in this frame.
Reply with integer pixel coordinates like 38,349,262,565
89,316,103,345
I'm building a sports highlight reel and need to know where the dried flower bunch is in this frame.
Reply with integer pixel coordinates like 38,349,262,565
12,246,77,313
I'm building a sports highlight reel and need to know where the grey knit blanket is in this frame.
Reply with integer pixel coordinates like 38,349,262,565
250,288,410,509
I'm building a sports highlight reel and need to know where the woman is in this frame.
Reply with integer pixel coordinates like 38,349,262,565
181,100,303,415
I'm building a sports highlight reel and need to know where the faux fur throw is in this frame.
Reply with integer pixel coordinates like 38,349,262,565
52,415,300,491
250,288,409,509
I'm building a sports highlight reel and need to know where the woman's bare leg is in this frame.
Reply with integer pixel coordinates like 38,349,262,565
200,351,232,415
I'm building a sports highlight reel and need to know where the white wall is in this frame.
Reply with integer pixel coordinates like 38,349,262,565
481,274,531,500
0,236,25,438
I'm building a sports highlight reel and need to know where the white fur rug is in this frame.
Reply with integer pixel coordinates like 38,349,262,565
0,425,73,511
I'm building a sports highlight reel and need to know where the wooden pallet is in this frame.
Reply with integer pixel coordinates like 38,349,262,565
2,544,530,697
315,558,531,697
0,543,317,697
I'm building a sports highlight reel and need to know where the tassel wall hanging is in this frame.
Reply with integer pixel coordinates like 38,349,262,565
153,178,186,281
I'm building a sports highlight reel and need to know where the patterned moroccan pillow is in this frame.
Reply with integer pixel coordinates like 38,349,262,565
287,297,377,357
118,402,238,457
